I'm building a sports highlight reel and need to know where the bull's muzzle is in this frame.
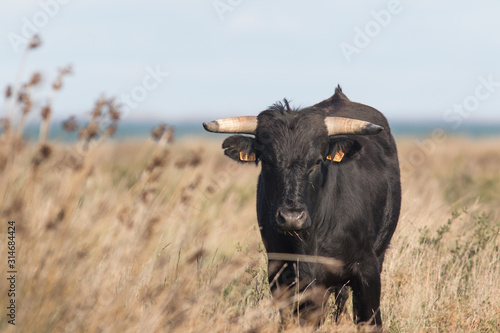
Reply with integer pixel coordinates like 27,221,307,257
276,207,310,231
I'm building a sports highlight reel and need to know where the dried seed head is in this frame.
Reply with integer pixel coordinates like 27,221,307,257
105,98,122,121
180,191,191,204
32,143,52,166
60,64,73,76
174,159,187,169
79,128,88,141
62,116,78,132
29,35,41,49
140,188,156,204
187,249,206,264
108,104,121,122
52,78,62,91
166,127,175,143
39,144,52,158
176,150,201,168
145,151,169,172
148,170,162,183
92,97,106,119
109,109,121,121
52,65,72,91
17,90,26,103
188,175,202,190
79,120,101,141
206,185,216,195
28,72,42,86
105,123,117,136
189,154,201,167
86,122,100,140
60,152,83,170
151,124,167,141
41,105,51,120
5,86,12,98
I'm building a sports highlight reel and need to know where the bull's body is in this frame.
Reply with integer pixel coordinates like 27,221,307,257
205,86,401,326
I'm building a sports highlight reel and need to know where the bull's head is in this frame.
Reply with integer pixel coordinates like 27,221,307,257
203,102,383,232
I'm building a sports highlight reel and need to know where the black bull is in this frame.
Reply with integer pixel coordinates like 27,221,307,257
203,86,401,326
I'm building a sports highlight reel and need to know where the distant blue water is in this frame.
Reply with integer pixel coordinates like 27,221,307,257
5,120,500,142
390,121,499,138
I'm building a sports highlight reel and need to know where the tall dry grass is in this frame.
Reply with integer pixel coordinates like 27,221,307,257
2,35,498,332
0,129,499,332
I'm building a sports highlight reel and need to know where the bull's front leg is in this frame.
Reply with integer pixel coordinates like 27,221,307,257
268,260,329,326
351,256,382,327
267,259,296,295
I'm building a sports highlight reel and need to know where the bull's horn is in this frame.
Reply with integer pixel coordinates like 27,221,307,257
203,116,257,134
325,117,383,136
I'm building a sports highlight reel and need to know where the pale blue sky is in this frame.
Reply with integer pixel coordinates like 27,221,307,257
1,0,499,124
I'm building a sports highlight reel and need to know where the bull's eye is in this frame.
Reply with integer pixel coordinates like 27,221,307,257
308,159,323,175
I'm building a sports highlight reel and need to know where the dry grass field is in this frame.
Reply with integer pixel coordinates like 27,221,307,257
0,126,499,332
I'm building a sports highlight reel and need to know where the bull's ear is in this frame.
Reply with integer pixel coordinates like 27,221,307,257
222,135,259,164
326,138,360,163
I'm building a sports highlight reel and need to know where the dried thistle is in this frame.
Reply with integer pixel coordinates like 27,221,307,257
140,188,156,204
105,123,117,137
78,128,89,141
92,96,106,119
5,86,12,98
189,151,201,167
151,124,167,141
188,175,202,190
60,64,72,76
80,121,100,141
22,96,33,115
145,150,169,172
62,116,78,132
29,35,41,49
174,158,188,169
87,122,100,139
148,170,162,183
143,216,160,240
151,123,174,142
206,185,216,195
180,191,191,204
28,72,42,87
52,65,72,91
175,150,202,169
52,78,62,91
59,151,83,171
108,101,121,122
41,105,51,120
32,143,52,166
186,249,207,264
39,144,52,159
117,207,131,224
166,127,175,143
17,89,27,103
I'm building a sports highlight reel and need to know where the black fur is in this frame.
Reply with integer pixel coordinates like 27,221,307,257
220,86,401,327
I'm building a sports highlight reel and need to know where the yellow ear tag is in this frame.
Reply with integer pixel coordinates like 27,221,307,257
326,149,344,163
239,151,256,162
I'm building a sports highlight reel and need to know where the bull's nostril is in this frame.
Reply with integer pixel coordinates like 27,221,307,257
276,208,308,229
277,211,288,225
